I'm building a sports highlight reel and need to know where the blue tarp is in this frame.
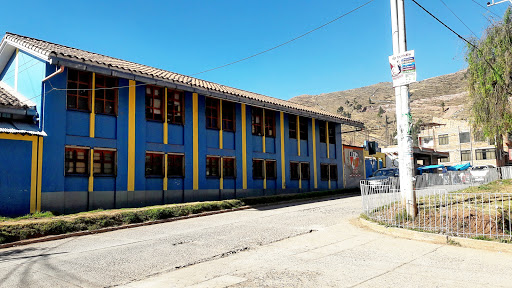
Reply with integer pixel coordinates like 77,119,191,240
417,164,445,170
448,163,471,171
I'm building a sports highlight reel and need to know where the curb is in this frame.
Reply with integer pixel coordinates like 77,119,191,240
359,217,512,253
0,206,251,249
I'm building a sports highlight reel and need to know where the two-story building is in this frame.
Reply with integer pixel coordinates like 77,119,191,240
0,33,364,217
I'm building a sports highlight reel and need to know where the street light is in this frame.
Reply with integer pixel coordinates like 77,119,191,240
487,0,512,7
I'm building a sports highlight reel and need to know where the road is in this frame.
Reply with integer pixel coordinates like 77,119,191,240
1,193,512,287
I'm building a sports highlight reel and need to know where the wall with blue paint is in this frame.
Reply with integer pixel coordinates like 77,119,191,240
0,138,32,216
0,51,16,88
17,50,46,115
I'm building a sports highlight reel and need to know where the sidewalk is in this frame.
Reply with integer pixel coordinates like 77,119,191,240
118,218,512,288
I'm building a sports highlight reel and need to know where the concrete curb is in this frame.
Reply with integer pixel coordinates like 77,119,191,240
0,206,251,249
359,217,512,253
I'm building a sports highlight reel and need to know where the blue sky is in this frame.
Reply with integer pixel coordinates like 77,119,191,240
1,0,509,99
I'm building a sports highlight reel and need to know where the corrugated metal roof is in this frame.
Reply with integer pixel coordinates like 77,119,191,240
3,32,364,127
0,120,46,136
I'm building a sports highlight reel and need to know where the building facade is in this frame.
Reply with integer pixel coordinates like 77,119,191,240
417,117,506,167
0,33,363,217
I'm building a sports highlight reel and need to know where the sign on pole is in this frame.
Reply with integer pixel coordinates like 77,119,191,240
389,50,416,87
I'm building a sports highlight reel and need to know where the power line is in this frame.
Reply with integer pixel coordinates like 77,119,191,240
190,0,376,76
439,0,478,37
469,0,502,18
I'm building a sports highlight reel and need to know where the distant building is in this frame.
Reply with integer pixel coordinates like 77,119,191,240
0,33,364,216
417,117,509,167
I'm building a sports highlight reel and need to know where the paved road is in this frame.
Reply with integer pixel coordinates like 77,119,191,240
2,194,512,287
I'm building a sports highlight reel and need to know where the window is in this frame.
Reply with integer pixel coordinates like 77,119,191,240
328,122,335,144
329,165,338,180
319,120,327,143
145,153,164,177
290,162,300,180
439,156,449,163
67,69,92,111
438,134,449,145
253,159,264,179
222,101,236,131
252,107,263,135
459,132,470,143
168,154,185,177
65,147,89,175
476,148,496,160
300,162,310,180
167,89,184,125
206,97,220,129
223,157,236,178
265,110,275,137
95,75,117,115
146,85,164,121
320,164,329,181
320,164,338,181
93,149,116,176
299,117,308,140
289,116,297,139
461,150,471,161
265,160,277,179
206,156,221,177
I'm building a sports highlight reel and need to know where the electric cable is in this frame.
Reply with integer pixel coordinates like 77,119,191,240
439,0,478,37
469,0,502,18
190,0,376,76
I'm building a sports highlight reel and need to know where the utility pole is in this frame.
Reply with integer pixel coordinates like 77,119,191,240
390,0,416,217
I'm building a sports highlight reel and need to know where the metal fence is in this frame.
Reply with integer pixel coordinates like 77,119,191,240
361,182,512,240
414,166,512,190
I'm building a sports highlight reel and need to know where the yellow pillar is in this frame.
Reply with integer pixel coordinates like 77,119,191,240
90,73,96,138
219,100,223,149
312,118,317,189
280,112,286,189
193,93,199,190
242,104,247,189
164,88,168,144
127,80,136,191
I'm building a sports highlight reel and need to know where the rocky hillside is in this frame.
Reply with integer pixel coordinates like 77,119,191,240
289,70,469,146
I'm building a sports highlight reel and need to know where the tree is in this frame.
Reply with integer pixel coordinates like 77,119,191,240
337,106,344,114
377,106,385,117
355,104,362,110
441,101,445,112
410,119,423,147
466,8,512,166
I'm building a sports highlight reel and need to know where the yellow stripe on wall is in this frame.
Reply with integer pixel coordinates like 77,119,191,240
219,99,223,149
296,115,300,156
164,154,168,191
326,121,330,158
193,93,199,190
37,138,43,212
30,138,37,213
164,88,168,145
280,112,285,189
242,104,247,189
89,148,94,192
220,159,224,190
127,80,136,191
90,73,96,138
262,109,266,153
312,118,317,189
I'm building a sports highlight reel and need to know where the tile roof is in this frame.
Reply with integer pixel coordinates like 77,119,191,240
0,84,28,109
3,32,364,127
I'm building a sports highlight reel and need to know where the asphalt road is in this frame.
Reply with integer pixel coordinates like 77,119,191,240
0,194,361,288
3,193,512,287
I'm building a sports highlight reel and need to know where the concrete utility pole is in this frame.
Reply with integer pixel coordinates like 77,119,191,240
390,0,417,217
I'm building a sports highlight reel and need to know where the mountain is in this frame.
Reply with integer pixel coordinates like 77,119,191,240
289,70,469,146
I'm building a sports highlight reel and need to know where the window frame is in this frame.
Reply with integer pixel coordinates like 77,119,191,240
222,157,237,178
206,156,221,178
145,152,164,177
222,101,236,132
476,148,496,160
93,149,116,176
329,164,338,181
65,146,90,176
320,163,338,181
289,116,297,139
67,69,92,112
438,134,449,145
461,150,471,161
145,85,164,122
459,132,470,144
264,110,276,138
300,162,310,180
251,107,263,136
328,122,336,144
205,97,220,130
252,158,265,179
265,159,277,179
94,74,118,116
319,120,327,143
299,117,308,140
439,157,450,163
290,161,300,180
167,153,185,178
167,89,185,125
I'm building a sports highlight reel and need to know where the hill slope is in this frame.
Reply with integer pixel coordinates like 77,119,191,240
289,70,469,146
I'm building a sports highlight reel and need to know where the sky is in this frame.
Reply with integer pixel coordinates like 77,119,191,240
0,0,510,100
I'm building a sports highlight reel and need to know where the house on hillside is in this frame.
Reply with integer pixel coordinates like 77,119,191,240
0,33,364,216
418,117,510,167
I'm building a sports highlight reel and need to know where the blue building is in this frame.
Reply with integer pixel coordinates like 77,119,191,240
0,33,364,217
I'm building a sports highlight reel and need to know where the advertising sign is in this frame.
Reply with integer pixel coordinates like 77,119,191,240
389,50,416,87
